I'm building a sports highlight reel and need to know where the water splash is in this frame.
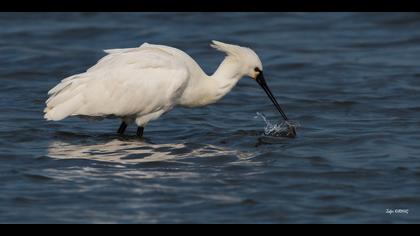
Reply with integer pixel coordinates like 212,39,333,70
255,112,300,138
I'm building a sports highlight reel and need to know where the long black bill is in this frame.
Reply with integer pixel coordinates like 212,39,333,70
256,72,289,121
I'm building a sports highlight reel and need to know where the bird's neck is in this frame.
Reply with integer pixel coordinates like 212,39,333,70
210,56,244,98
179,56,244,107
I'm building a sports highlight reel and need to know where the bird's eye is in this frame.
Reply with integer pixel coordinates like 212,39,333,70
254,67,261,72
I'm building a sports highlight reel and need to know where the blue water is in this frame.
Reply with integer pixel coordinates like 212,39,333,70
1,12,420,223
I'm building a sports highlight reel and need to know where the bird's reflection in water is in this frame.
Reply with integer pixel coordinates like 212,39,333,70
47,138,256,165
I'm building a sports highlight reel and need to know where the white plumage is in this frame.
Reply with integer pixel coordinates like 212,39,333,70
44,40,265,136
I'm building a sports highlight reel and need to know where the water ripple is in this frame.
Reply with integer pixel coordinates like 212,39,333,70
1,12,420,223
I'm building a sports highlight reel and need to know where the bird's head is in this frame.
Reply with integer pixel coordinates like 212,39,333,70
210,40,289,121
211,40,262,79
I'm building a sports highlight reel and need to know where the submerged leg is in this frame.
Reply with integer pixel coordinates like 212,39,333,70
137,126,144,137
117,121,128,135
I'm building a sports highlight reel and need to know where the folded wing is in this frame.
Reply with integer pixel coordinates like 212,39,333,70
44,45,189,121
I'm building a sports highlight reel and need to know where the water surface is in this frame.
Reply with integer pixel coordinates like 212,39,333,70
1,13,420,223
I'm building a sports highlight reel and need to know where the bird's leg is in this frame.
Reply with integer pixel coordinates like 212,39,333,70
117,121,128,135
137,126,144,137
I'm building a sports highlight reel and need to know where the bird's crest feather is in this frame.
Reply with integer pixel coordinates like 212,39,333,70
210,40,248,58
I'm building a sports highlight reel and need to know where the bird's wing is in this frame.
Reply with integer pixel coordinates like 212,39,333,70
102,42,150,54
46,44,159,97
45,47,189,121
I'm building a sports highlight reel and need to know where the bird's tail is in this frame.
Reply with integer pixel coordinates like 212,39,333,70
44,74,86,121
44,93,84,121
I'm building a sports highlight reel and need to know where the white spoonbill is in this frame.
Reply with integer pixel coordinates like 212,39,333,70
44,40,291,137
